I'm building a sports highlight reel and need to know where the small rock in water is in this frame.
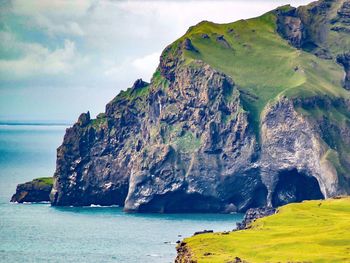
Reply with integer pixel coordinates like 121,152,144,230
11,177,53,203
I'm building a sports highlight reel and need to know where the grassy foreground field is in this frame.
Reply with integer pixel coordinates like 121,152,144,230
179,197,350,263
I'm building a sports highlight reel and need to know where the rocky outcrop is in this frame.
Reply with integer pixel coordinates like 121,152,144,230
50,106,132,206
193,230,214,236
276,7,304,48
175,242,195,263
332,0,350,31
236,207,276,230
260,98,340,206
337,53,350,90
182,38,198,52
11,177,53,203
276,0,350,60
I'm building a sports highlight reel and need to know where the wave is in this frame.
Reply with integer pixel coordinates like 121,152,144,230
89,204,120,208
13,201,51,205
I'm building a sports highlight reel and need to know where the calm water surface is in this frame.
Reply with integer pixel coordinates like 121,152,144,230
0,124,243,263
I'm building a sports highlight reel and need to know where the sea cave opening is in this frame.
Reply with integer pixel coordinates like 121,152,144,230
272,169,324,207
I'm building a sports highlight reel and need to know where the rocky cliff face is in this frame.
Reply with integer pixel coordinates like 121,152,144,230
51,60,266,212
277,0,350,77
260,98,346,207
48,0,350,212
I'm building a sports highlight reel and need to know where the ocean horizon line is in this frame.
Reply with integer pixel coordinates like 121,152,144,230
0,120,73,126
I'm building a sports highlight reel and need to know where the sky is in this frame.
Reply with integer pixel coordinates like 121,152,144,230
0,0,312,122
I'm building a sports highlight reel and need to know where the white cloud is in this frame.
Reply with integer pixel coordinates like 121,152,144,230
104,51,161,84
131,52,161,77
9,0,88,38
104,62,124,78
0,35,86,79
33,15,85,36
11,0,91,17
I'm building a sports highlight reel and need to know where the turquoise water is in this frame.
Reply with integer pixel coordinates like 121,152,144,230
0,125,243,263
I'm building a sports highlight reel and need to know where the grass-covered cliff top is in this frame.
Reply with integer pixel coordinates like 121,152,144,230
179,197,350,263
176,11,348,125
34,177,53,186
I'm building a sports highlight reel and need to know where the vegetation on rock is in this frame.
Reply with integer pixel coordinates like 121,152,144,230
11,177,53,203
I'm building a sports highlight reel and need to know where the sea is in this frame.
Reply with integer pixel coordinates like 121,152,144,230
0,123,243,263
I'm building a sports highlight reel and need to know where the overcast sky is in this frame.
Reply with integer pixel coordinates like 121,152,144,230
0,0,312,122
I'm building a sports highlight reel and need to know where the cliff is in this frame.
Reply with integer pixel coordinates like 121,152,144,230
45,0,350,212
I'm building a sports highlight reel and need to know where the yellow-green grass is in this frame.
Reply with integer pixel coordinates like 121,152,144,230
181,197,350,263
35,177,53,186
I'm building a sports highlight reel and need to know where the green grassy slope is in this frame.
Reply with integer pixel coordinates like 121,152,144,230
34,177,53,186
180,197,350,263
166,10,349,129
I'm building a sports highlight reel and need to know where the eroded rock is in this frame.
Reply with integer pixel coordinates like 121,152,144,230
11,177,53,203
